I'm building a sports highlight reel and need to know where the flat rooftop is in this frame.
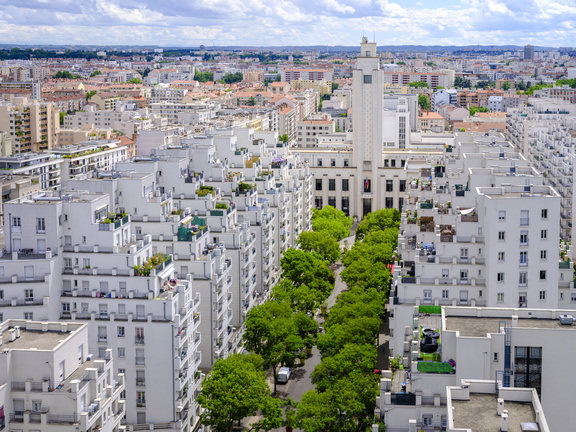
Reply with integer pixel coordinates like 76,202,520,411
3,329,70,350
445,316,572,338
452,393,536,432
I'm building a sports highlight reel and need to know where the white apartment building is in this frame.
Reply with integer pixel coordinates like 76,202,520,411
3,189,203,432
392,132,574,313
64,108,152,137
382,305,572,431
0,319,125,432
296,119,335,147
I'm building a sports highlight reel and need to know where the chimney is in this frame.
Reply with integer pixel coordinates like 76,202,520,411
497,398,504,416
8,329,16,342
14,326,20,338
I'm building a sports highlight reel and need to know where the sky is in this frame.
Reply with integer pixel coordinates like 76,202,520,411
0,0,576,48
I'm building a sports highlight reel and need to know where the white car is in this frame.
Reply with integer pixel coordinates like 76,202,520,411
277,367,291,383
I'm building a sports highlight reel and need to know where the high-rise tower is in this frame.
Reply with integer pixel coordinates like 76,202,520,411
352,37,384,216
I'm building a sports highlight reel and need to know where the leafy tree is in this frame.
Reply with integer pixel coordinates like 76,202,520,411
278,134,289,143
311,343,377,391
317,316,381,358
53,70,81,80
85,90,97,101
297,231,340,263
501,82,511,91
128,78,142,84
408,81,429,88
142,68,151,78
454,76,471,88
516,79,527,91
469,106,489,116
331,83,339,92
59,112,66,126
321,93,331,100
198,353,282,432
311,205,352,241
194,71,214,82
476,80,492,89
295,373,378,432
243,301,304,393
418,94,431,110
271,279,324,314
355,208,400,240
280,248,335,294
246,96,257,106
525,83,553,95
90,70,102,77
556,78,576,88
340,259,392,292
221,72,243,84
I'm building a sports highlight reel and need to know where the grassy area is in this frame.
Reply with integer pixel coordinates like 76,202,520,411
417,362,454,374
419,305,441,314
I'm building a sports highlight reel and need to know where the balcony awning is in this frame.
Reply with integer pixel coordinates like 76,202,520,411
460,207,476,215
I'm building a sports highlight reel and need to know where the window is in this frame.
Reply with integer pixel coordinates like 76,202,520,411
520,231,528,245
24,289,33,301
572,293,576,302
343,159,349,167
442,269,449,278
36,217,46,233
24,312,33,320
460,248,469,261
498,252,505,262
442,289,449,299
363,75,372,84
519,272,527,286
317,159,322,167
539,290,547,300
493,352,499,362
137,391,146,407
423,289,432,302
460,269,468,281
13,216,21,227
118,368,126,375
315,179,322,191
315,197,323,208
342,179,349,191
330,159,335,167
399,180,406,192
498,231,505,241
118,347,125,358
363,178,371,193
328,196,336,207
498,210,506,220
328,179,335,191
540,250,547,259
519,251,528,266
497,293,504,302
514,346,542,395
497,272,505,282
541,209,548,219
386,180,393,192
540,270,546,280
540,229,547,239
98,327,107,342
117,326,125,337
520,210,529,226
135,328,145,344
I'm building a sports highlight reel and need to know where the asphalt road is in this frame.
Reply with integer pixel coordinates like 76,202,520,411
268,236,354,432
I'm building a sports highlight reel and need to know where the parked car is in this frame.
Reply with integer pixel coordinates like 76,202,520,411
277,367,291,383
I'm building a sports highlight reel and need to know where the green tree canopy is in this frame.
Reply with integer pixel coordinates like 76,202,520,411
246,96,257,106
198,353,282,432
469,106,490,116
311,205,352,241
355,208,400,240
90,70,102,77
128,78,142,84
408,81,429,88
221,72,243,84
418,94,431,110
476,80,492,89
86,90,97,100
194,71,214,82
501,82,511,91
53,70,81,79
317,316,381,358
280,248,335,294
243,300,305,392
454,76,471,88
271,279,325,314
278,134,289,143
297,231,341,263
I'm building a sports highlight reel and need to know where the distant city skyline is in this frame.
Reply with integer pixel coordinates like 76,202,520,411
1,0,576,48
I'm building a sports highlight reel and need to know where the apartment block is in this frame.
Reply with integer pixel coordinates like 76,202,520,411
0,319,125,432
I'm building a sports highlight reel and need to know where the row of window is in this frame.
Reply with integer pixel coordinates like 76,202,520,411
497,250,548,264
314,178,407,192
497,271,547,282
498,209,548,221
12,216,46,233
498,230,547,241
497,291,548,302
315,158,349,167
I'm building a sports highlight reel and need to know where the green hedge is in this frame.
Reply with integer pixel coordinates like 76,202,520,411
418,305,441,314
417,362,453,374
